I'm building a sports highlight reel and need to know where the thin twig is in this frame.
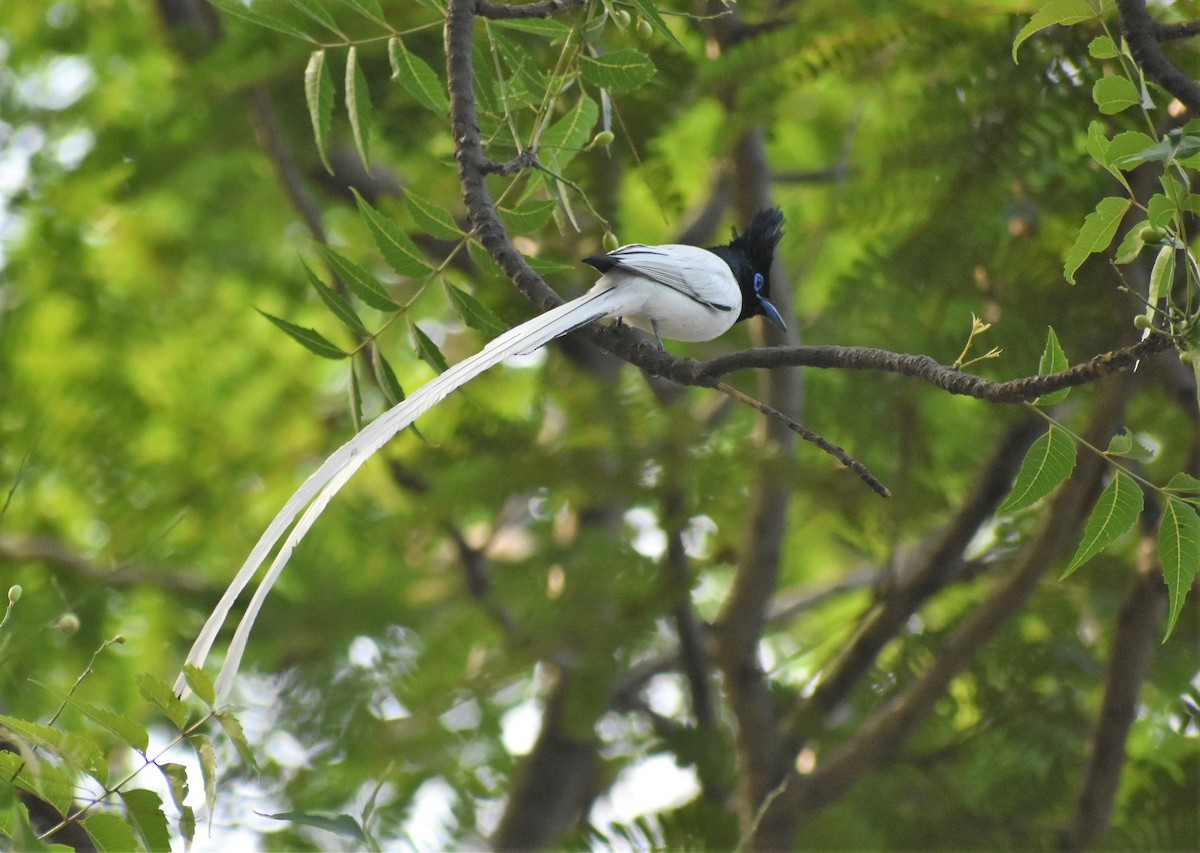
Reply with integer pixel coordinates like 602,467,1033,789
715,382,891,497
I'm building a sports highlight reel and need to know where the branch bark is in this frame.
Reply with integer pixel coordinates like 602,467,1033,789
1115,0,1200,114
1061,536,1168,851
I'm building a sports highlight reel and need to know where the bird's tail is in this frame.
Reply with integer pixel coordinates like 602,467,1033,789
176,286,631,699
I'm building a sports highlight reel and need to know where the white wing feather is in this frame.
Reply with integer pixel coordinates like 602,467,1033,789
600,244,738,311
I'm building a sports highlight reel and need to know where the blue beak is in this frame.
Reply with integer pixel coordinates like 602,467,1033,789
760,296,786,331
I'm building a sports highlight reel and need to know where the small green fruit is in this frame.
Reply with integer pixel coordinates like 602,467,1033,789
591,130,615,148
636,16,653,39
7,585,21,604
1138,225,1166,243
602,231,620,252
1133,314,1152,330
612,9,631,28
58,612,81,636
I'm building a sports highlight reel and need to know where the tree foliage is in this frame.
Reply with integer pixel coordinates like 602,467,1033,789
1,0,1198,849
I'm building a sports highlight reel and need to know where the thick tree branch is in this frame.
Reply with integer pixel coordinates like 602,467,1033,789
696,334,1173,402
662,491,718,731
1061,537,1168,851
704,10,802,846
492,669,599,850
1156,19,1200,40
475,0,585,20
1116,0,1200,114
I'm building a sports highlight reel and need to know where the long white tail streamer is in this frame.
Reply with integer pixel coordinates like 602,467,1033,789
177,287,633,700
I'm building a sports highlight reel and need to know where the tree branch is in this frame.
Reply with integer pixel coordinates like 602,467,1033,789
474,0,585,20
696,334,1173,402
1156,19,1200,40
714,381,889,496
1061,536,1168,851
492,669,599,850
1115,0,1200,114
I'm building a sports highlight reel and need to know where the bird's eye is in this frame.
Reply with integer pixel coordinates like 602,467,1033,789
753,272,765,295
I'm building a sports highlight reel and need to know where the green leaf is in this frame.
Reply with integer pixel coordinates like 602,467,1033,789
1114,137,1176,168
207,0,312,40
65,696,150,754
1147,244,1176,304
1085,120,1109,168
352,189,433,278
1105,131,1159,169
303,260,369,337
524,253,575,276
119,789,172,853
178,804,196,846
489,30,549,102
580,49,657,93
257,309,348,360
1105,428,1134,456
181,664,217,709
190,732,218,818
1000,426,1077,513
1088,34,1118,58
0,750,75,817
215,709,258,770
499,198,557,232
404,192,463,240
1114,217,1148,264
1036,326,1070,406
408,317,449,374
1013,0,1099,62
349,363,363,432
371,347,408,407
1062,473,1143,577
388,37,449,114
305,49,336,174
1160,497,1200,639
444,282,506,336
1064,196,1130,284
0,800,58,853
336,0,385,23
540,95,599,172
490,16,573,38
345,46,372,168
261,811,369,843
0,715,107,784
158,763,189,811
318,244,399,312
625,0,684,49
1146,192,1177,228
289,0,342,35
137,674,190,730
1165,472,1200,497
83,812,141,852
1092,75,1141,115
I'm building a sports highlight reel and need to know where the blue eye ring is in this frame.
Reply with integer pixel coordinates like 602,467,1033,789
753,272,765,295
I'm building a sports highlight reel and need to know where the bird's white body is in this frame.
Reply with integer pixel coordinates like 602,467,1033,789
583,244,743,342
177,241,750,700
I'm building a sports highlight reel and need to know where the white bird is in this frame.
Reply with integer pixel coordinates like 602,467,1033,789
177,208,786,700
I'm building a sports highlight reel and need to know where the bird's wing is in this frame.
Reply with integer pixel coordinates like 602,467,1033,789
596,244,736,312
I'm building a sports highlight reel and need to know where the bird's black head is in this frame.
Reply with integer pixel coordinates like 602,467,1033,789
710,208,786,330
